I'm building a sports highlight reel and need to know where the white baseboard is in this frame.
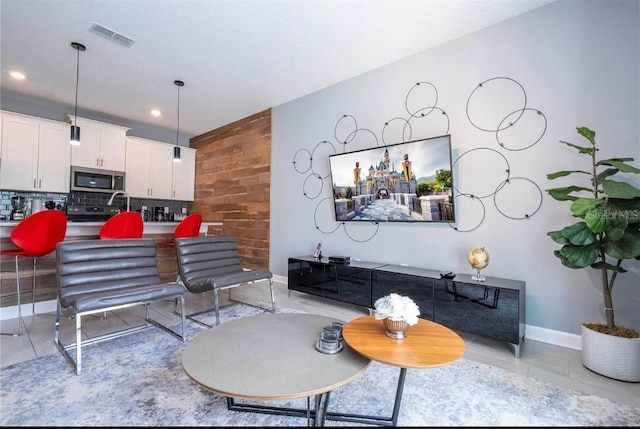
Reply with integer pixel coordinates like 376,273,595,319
0,275,583,352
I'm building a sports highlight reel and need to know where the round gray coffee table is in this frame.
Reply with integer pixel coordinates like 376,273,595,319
182,312,371,425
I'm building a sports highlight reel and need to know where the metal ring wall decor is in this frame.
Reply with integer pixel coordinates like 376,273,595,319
405,81,438,118
492,176,543,220
381,117,413,146
447,193,486,233
451,147,511,199
291,75,546,240
466,76,527,133
495,108,547,151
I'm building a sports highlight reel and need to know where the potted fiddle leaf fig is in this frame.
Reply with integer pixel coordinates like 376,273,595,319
546,126,640,382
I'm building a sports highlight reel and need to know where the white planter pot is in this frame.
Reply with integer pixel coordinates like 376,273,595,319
581,324,640,382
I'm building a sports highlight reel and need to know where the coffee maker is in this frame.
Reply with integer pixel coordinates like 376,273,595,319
10,195,26,221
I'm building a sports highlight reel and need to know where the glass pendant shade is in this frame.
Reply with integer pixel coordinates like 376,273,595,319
173,146,181,162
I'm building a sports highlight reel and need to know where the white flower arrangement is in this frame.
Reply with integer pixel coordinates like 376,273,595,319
373,293,420,326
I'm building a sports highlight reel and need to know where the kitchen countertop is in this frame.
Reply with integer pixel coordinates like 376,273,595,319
0,220,222,238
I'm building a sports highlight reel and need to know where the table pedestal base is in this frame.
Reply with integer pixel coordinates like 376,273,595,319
226,367,407,427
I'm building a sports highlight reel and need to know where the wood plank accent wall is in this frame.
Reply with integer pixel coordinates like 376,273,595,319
189,109,271,270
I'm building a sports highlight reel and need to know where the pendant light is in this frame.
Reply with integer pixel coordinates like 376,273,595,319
70,42,86,145
173,80,184,162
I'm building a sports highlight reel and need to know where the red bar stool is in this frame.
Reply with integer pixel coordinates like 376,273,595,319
0,210,67,336
156,213,203,248
99,211,144,240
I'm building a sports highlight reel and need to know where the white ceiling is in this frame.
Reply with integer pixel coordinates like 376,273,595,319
0,0,554,140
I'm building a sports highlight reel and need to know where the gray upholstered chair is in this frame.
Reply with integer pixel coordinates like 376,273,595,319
55,238,186,375
174,236,275,326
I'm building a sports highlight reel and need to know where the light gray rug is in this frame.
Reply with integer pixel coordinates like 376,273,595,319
1,304,638,426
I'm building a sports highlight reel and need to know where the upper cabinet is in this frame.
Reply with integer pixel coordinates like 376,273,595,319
125,136,174,200
125,137,196,201
67,115,129,171
0,111,70,193
172,147,196,201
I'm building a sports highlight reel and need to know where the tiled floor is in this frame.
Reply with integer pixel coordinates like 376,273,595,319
1,281,638,409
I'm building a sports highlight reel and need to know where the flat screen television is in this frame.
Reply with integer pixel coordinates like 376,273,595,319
328,134,454,223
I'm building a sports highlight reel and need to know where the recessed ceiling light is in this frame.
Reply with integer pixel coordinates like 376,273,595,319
150,109,162,117
9,71,26,80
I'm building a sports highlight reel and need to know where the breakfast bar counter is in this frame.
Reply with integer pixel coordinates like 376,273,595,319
0,220,222,238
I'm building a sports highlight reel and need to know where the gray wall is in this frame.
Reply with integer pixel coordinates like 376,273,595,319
270,0,640,347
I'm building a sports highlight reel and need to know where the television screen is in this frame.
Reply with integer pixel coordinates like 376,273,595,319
328,135,454,223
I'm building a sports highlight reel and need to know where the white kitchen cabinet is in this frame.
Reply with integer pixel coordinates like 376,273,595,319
67,115,129,171
0,111,70,193
125,137,173,199
172,147,196,201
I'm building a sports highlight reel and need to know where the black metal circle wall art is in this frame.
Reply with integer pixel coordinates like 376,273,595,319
466,77,527,133
405,106,450,138
309,140,336,180
451,147,511,199
292,148,312,174
334,114,358,146
291,75,545,240
405,82,438,118
447,193,486,233
342,221,380,243
492,176,543,220
381,117,413,146
495,108,547,151
302,173,324,200
313,197,342,235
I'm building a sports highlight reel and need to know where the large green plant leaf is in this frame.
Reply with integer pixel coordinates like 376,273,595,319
560,222,597,245
599,159,640,174
570,198,602,217
558,243,599,267
547,230,571,244
607,198,640,224
576,126,596,145
603,227,640,259
585,206,610,233
546,186,592,201
547,170,590,180
552,249,584,269
560,139,594,154
603,214,629,241
602,179,640,198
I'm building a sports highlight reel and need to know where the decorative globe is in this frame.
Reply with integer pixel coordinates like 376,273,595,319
468,247,489,271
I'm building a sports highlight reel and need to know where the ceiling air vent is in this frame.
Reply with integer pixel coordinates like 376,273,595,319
89,22,136,48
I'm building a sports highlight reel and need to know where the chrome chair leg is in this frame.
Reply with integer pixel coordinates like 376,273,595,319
1,255,23,336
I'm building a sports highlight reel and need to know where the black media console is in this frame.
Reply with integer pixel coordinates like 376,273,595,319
287,255,526,357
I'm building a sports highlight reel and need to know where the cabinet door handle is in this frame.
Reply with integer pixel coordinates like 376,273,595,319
33,178,36,188
38,179,42,189
96,158,100,167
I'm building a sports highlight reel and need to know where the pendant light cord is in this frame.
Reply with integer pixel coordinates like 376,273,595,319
176,84,180,146
74,46,80,126
174,80,184,147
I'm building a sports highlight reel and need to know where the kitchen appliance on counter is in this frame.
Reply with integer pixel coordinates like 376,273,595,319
66,204,120,222
31,198,43,214
10,196,26,220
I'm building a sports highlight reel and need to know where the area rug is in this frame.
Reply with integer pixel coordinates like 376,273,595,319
1,304,638,426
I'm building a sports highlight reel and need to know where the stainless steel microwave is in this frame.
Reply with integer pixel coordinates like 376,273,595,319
70,166,125,193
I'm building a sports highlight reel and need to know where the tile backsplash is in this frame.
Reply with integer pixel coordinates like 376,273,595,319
0,190,187,221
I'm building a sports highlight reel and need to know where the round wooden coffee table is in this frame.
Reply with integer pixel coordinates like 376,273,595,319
341,315,466,426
